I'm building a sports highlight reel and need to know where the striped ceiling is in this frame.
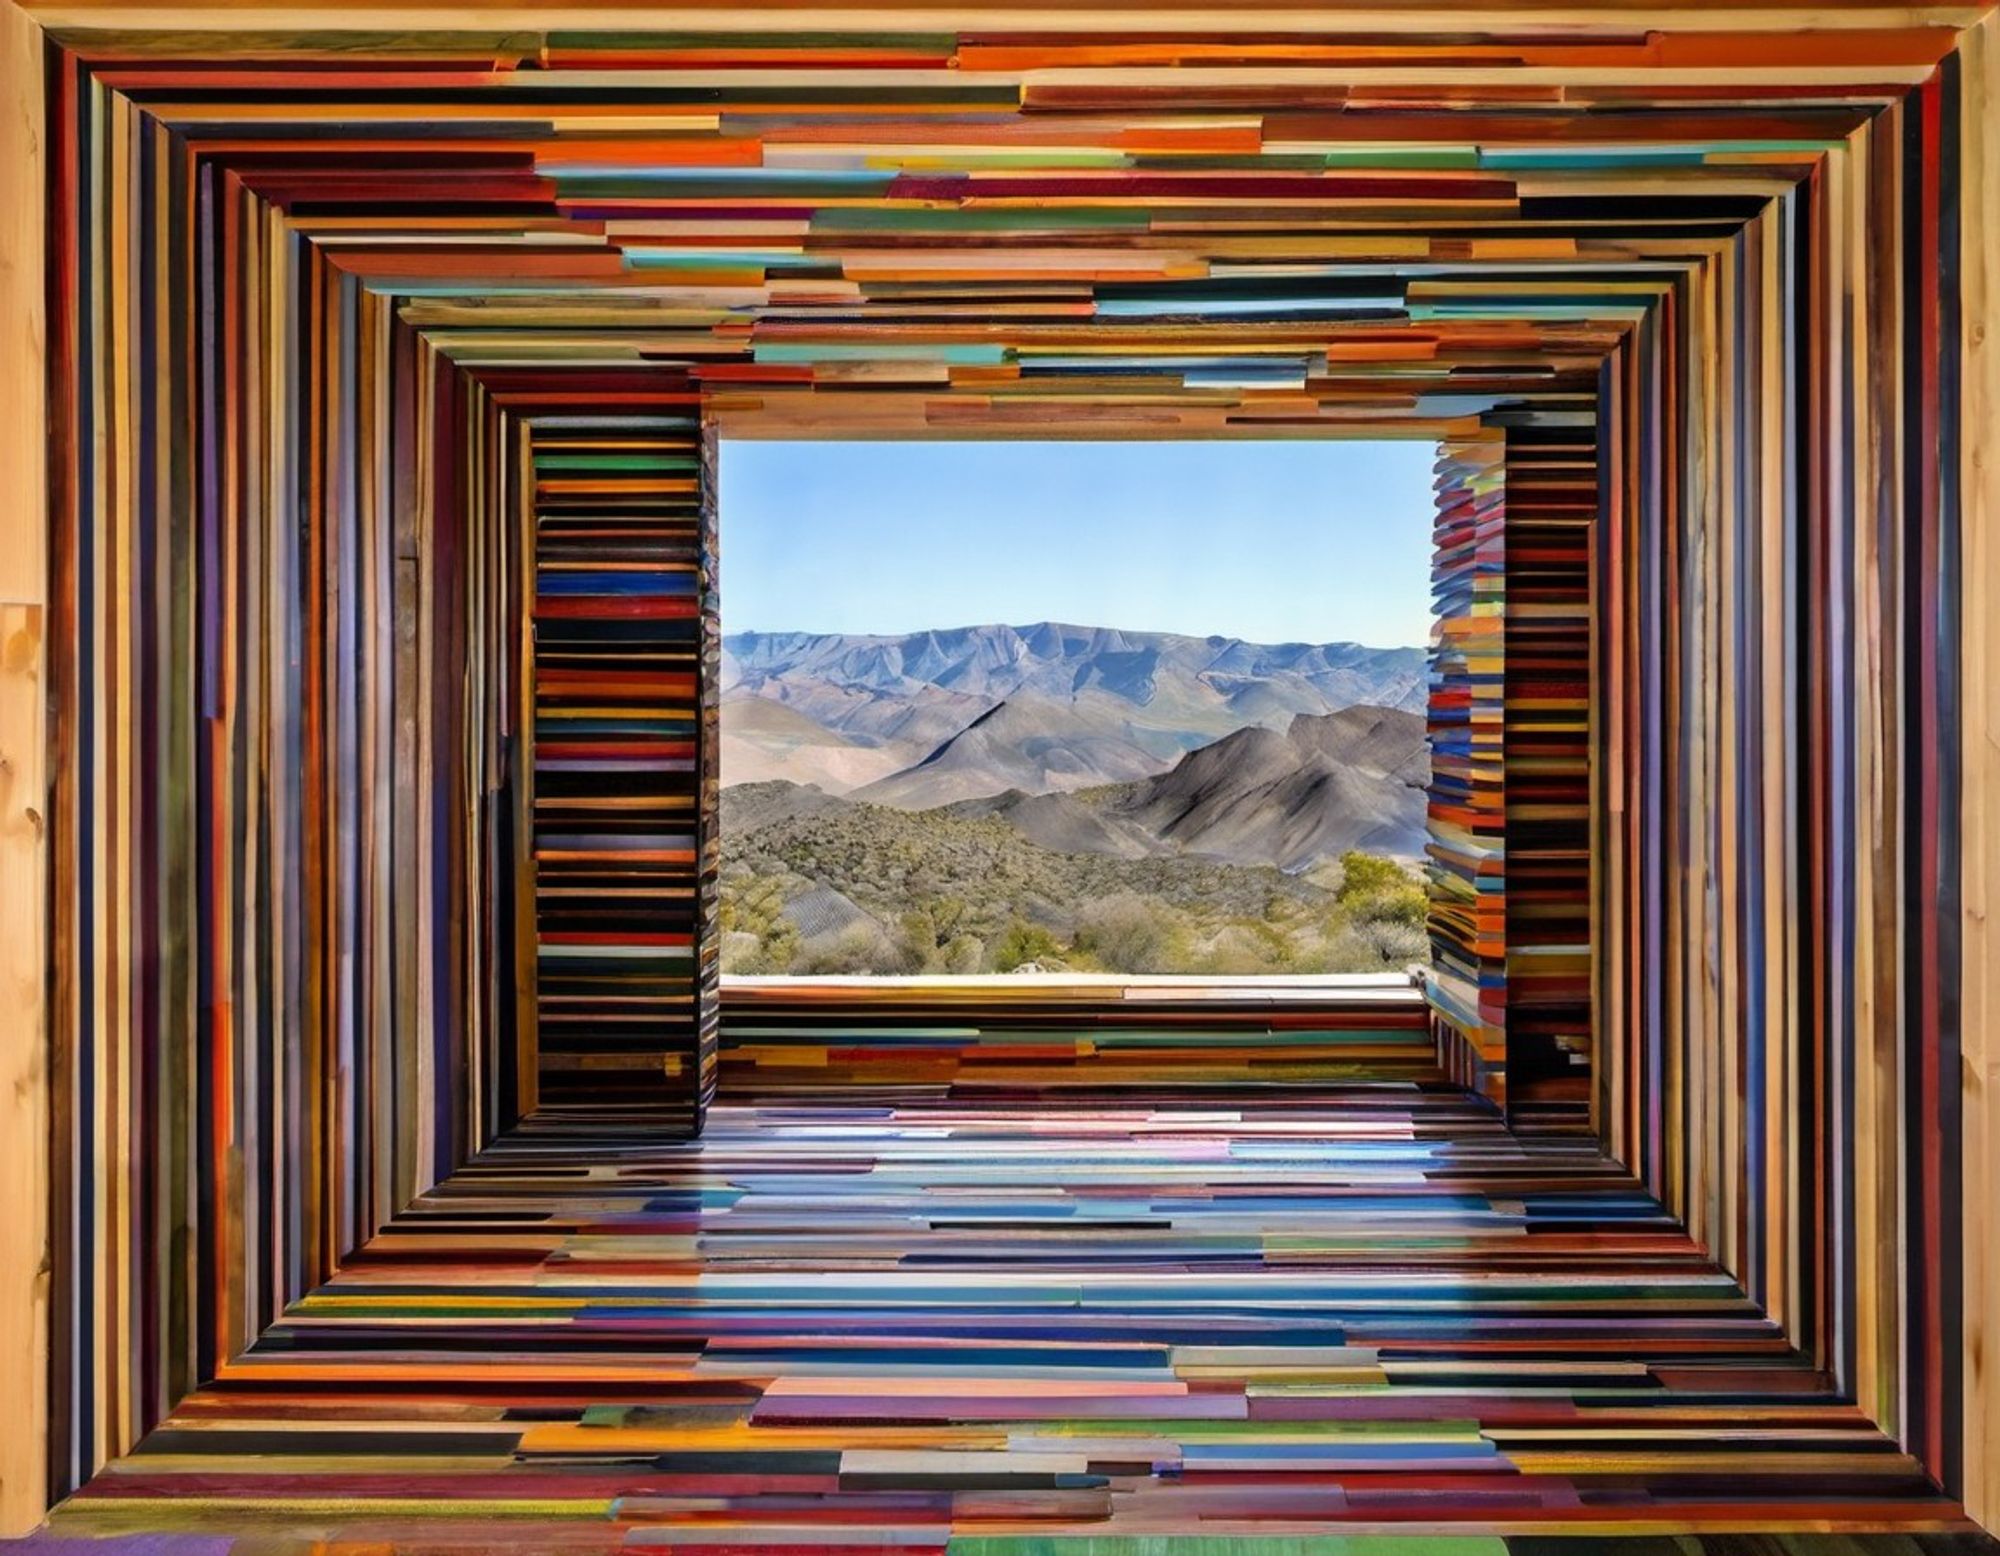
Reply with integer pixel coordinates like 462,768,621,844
43,3,1969,435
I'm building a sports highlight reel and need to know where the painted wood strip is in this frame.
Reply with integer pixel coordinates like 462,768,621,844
41,1083,1985,1546
1425,435,1507,1108
11,8,1994,1542
528,415,715,1126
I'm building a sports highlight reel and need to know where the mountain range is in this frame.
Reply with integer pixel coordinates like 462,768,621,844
944,703,1429,868
721,622,1428,806
732,701,1430,873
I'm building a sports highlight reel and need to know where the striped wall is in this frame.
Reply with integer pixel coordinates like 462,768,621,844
1425,436,1507,1108
16,6,1999,1534
1597,74,1967,1492
1423,422,1597,1134
527,416,716,1128
42,64,528,1489
718,982,1436,1100
1499,420,1597,1133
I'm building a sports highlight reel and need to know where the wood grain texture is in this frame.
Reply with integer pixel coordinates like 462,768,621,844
1426,434,1508,1109
1959,10,1999,1534
37,1079,1991,1546
40,92,534,1491
1592,80,1969,1491
1499,421,1595,1135
11,2,1996,26
527,412,711,1124
718,983,1435,1099
0,0,51,1537
15,6,2000,1541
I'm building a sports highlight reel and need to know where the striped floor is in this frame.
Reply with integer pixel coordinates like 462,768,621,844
32,1054,1995,1552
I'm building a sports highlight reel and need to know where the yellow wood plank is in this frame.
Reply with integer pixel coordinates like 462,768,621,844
0,0,50,1536
1960,11,2000,1535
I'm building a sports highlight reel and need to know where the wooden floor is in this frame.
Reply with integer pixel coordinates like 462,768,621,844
33,1048,1997,1553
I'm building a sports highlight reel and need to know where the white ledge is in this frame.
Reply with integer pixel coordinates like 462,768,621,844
720,971,1427,1003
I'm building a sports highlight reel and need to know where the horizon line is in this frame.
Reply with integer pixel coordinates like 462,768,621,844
724,619,1429,652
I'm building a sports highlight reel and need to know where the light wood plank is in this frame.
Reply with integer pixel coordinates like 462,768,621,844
11,2,1991,31
0,0,51,1537
1960,11,2000,1535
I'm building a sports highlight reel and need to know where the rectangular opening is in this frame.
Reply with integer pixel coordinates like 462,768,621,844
717,439,1437,988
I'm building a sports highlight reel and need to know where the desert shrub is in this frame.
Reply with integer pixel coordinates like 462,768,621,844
1360,917,1428,966
1184,915,1298,975
941,934,985,973
1301,920,1379,973
1189,923,1282,975
897,908,948,973
795,922,900,975
720,930,764,974
992,919,1063,972
1336,850,1405,903
719,876,790,939
1364,885,1429,930
722,918,802,974
1019,893,1075,937
1072,894,1170,973
1337,850,1429,930
721,798,1434,978
896,892,980,964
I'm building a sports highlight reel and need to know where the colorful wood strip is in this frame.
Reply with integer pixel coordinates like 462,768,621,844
718,983,1435,1100
1596,72,1968,1498
41,72,532,1492
528,416,715,1125
1500,420,1597,1134
5,3,1994,1544
1425,435,1508,1108
41,1077,1983,1546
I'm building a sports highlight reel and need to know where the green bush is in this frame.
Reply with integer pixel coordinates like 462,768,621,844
1337,850,1429,929
992,919,1063,971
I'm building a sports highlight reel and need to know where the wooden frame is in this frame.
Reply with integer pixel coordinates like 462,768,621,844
1958,10,2000,1529
0,1,1996,1538
0,2,49,1533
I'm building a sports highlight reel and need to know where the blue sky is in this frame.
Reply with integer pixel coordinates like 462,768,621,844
720,439,1436,648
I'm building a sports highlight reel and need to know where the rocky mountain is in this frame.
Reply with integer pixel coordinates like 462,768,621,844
718,695,920,792
1084,703,1428,868
728,674,990,757
717,709,1432,977
725,702,1427,884
725,623,1426,716
719,777,855,835
942,788,1167,861
721,621,1428,799
941,704,1428,869
849,692,1172,810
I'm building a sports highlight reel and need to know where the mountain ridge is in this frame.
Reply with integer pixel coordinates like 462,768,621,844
851,691,1178,810
721,620,1428,799
730,703,1429,875
1084,703,1428,868
725,621,1427,714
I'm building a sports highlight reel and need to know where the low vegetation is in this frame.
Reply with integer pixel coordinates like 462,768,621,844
719,791,1429,977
